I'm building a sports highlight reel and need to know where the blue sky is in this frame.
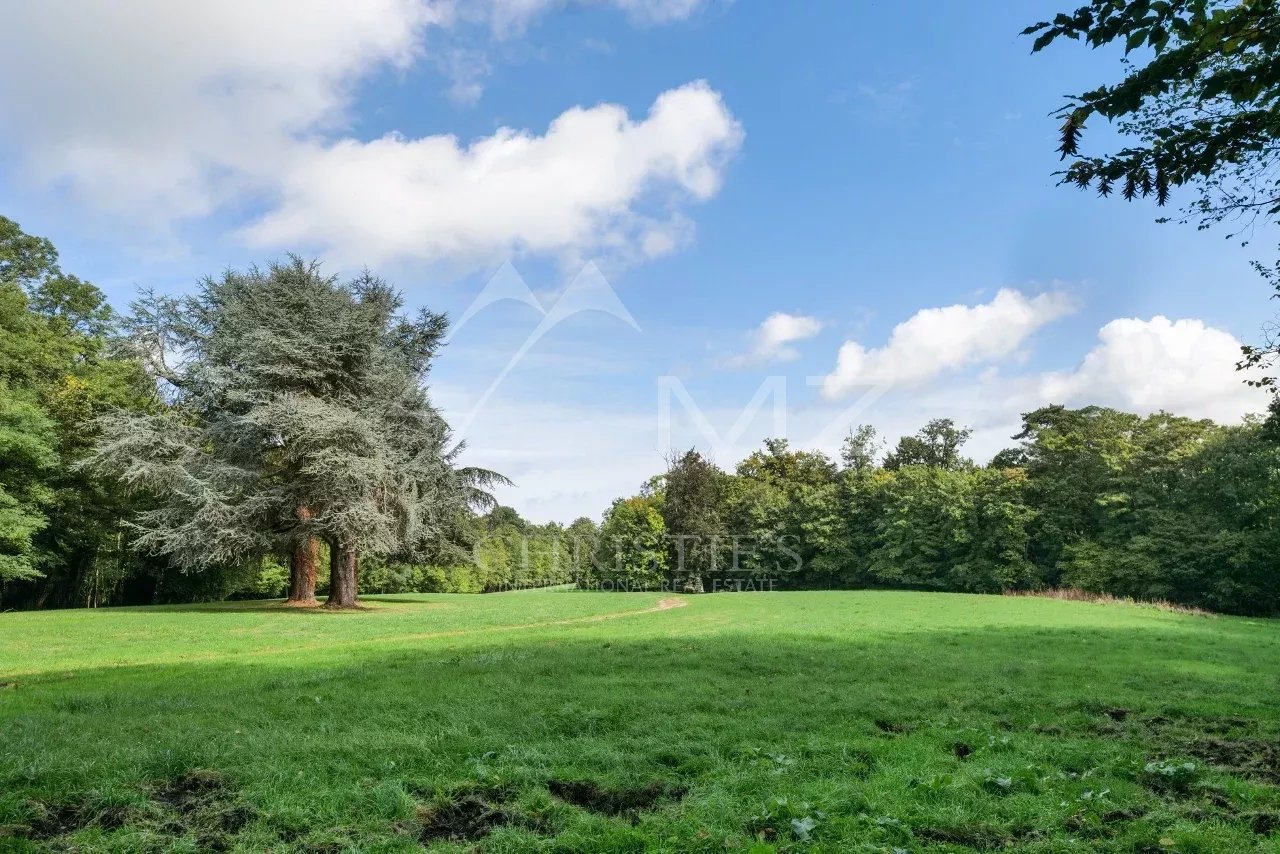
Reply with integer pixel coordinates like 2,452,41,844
1,1,1273,521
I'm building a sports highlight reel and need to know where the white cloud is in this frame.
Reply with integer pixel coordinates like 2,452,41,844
0,1,728,263
1040,316,1265,422
0,1,438,223
242,81,742,265
726,312,822,366
821,289,1075,398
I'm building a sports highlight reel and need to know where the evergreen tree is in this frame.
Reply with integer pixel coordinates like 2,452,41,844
92,259,503,609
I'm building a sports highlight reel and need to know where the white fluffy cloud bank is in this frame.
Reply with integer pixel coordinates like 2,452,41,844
0,1,734,266
243,82,742,265
821,289,1075,397
1041,316,1263,422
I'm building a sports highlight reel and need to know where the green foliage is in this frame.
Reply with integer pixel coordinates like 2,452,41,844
0,386,57,582
660,450,730,591
1025,0,1280,230
0,217,157,606
862,466,1036,593
90,259,503,600
1057,419,1280,612
357,560,485,594
249,556,291,599
727,440,837,584
883,418,973,471
594,496,668,589
603,407,1280,615
1025,1,1280,381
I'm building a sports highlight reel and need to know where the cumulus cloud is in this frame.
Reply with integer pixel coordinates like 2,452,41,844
726,312,822,366
821,289,1075,398
0,1,438,223
243,81,742,265
1040,316,1265,422
0,1,729,264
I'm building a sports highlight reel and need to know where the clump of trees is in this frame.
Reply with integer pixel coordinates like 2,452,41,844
0,216,514,610
0,216,159,608
589,412,1280,616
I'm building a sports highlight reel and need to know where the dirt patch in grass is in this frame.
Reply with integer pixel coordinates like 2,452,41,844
1184,737,1280,783
1171,787,1280,837
1142,711,1257,736
1127,712,1279,784
546,779,686,818
12,796,131,841
22,801,92,840
151,770,256,850
415,782,555,843
7,770,255,850
1244,811,1280,836
1065,806,1147,830
417,794,518,842
1136,717,1274,788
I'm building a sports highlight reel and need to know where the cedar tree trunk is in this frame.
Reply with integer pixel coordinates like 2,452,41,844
285,506,319,605
325,541,359,609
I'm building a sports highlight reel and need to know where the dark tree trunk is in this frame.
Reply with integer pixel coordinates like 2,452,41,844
286,537,319,604
325,542,358,609
286,506,318,606
33,576,56,610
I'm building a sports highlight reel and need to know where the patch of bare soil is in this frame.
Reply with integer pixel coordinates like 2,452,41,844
546,779,687,820
417,794,518,842
8,769,254,850
1186,737,1280,784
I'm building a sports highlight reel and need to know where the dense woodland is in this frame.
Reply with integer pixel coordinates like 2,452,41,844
1,213,1278,615
595,414,1280,616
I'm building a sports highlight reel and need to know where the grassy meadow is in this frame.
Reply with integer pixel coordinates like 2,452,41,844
1,590,1279,852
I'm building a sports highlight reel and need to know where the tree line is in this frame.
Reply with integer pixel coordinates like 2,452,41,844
586,413,1280,616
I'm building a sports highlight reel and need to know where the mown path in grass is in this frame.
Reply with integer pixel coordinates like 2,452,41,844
1,590,1279,852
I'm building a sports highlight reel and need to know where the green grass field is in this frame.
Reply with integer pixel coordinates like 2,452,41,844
1,590,1279,852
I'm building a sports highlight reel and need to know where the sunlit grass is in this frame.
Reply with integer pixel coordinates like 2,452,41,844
1,590,1278,851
